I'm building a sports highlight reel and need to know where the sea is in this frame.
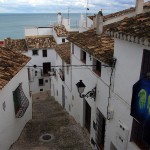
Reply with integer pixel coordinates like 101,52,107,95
0,13,88,40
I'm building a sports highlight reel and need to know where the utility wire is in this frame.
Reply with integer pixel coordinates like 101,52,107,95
25,64,110,68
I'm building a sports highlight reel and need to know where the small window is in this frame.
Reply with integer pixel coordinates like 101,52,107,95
131,119,149,149
40,89,43,91
43,49,47,57
81,50,86,64
39,79,44,86
32,49,38,55
45,79,48,83
93,59,101,76
35,70,38,76
72,44,74,54
62,38,65,43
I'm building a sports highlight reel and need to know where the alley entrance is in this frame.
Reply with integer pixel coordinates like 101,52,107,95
10,91,92,150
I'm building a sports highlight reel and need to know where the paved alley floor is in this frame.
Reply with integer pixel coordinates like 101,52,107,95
10,91,92,150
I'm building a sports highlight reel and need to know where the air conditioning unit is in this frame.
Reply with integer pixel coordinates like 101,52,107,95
116,121,129,150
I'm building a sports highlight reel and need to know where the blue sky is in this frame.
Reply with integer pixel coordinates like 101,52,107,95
0,0,149,14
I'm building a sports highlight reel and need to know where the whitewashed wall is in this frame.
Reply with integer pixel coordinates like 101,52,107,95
71,44,112,149
25,27,53,37
0,68,32,150
23,48,55,94
104,39,150,150
51,51,72,112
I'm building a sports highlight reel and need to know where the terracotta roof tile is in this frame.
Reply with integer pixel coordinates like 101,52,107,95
55,42,71,64
67,29,114,66
26,36,56,49
0,46,31,89
5,38,28,52
54,25,68,37
89,1,150,21
105,12,150,46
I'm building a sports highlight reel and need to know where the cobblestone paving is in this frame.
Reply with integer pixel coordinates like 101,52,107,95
10,91,92,150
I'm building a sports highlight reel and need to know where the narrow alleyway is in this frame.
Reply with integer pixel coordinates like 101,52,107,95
10,91,92,150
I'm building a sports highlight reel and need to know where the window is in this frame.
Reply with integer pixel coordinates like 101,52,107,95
43,49,47,57
39,79,44,86
32,49,38,55
140,49,150,78
72,44,74,54
93,58,101,76
13,83,29,118
62,38,65,43
40,89,43,91
81,50,86,64
131,119,149,149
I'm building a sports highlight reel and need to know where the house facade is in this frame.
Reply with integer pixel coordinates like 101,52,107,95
0,47,32,150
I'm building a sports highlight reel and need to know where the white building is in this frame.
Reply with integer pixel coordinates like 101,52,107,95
51,42,72,113
65,3,150,150
0,47,32,150
24,36,56,94
105,11,150,150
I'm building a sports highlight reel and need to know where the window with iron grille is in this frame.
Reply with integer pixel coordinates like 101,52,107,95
96,108,105,150
62,38,65,43
13,83,29,118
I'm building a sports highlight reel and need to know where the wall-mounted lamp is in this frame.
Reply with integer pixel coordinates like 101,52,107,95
76,80,96,101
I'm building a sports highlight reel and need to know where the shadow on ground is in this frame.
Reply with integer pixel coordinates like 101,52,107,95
10,91,92,150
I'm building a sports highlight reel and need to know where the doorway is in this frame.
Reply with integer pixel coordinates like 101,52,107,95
43,62,51,75
85,100,91,133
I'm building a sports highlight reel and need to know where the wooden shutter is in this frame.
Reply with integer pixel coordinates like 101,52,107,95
140,49,150,78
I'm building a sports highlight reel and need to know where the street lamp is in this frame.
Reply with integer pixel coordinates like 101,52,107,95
76,80,96,101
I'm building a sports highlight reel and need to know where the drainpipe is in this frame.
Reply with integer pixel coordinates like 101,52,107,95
135,0,144,15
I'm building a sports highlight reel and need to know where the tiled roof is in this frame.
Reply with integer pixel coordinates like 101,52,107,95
54,25,68,37
67,29,114,66
26,36,56,49
88,1,150,21
0,46,31,89
55,42,71,64
5,38,28,52
104,7,135,21
105,12,150,46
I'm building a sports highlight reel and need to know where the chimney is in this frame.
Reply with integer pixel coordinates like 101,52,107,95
96,11,103,35
136,0,144,14
57,12,62,25
93,14,97,28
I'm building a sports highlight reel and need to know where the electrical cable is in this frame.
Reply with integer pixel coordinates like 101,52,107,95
107,58,117,120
